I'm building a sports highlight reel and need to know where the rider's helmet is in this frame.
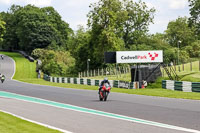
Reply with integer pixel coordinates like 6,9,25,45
104,77,108,82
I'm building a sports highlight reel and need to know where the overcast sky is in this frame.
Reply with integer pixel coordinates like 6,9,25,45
0,0,190,34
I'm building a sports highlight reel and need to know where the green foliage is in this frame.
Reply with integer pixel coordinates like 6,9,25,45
129,34,177,63
32,49,75,76
122,0,155,48
88,0,125,65
0,15,6,42
165,17,196,48
1,5,72,53
67,26,92,72
184,40,200,58
189,0,200,36
87,0,155,67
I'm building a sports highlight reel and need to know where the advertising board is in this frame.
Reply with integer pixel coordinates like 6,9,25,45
116,50,163,63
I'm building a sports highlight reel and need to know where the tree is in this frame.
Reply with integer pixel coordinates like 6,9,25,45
88,0,125,67
189,0,200,36
67,26,92,72
0,5,72,53
0,15,6,42
184,40,200,57
32,49,75,76
87,0,155,68
41,7,73,49
122,0,155,48
165,17,196,48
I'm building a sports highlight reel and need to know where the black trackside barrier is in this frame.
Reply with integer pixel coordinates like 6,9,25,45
131,64,162,83
104,52,116,63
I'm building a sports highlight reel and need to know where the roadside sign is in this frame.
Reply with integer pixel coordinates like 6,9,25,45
116,50,163,63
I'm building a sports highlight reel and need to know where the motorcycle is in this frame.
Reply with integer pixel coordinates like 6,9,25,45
99,83,111,101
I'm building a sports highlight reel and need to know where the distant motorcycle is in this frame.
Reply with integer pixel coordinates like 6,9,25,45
99,83,111,101
1,55,3,60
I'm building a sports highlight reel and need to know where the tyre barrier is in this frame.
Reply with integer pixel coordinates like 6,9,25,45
43,74,139,89
162,80,200,92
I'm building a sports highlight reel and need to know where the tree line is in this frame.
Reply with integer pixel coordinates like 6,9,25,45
0,0,200,77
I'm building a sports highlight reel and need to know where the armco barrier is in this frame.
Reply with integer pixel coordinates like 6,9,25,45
174,81,182,91
43,75,140,89
192,82,200,92
162,80,200,93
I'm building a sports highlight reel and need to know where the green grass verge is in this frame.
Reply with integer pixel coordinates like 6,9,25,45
1,51,200,100
0,111,62,133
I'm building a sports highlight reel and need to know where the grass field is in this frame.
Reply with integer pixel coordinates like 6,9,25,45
163,61,200,82
0,111,62,133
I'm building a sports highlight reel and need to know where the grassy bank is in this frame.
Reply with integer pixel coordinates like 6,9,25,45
1,51,200,100
0,111,62,133
1,52,37,79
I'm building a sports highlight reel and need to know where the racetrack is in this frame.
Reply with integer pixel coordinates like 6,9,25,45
0,55,200,133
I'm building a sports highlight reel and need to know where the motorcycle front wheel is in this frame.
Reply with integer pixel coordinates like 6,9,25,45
104,91,108,101
99,92,103,101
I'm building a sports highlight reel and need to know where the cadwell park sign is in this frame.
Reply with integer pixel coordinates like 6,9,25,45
116,50,163,63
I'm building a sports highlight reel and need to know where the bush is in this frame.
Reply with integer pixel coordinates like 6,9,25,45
32,49,75,76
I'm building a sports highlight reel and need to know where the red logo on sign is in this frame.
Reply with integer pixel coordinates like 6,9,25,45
148,52,158,60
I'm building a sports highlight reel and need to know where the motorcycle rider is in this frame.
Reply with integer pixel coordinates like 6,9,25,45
98,77,111,94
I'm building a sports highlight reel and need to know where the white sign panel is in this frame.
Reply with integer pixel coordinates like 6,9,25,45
116,50,163,63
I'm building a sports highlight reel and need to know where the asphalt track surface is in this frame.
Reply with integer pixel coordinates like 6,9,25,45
0,55,200,133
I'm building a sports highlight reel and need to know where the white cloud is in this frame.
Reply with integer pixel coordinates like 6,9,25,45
0,0,52,6
25,0,52,6
167,0,188,9
0,0,11,4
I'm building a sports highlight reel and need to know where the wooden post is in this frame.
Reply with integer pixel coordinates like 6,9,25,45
162,68,164,77
182,64,184,71
119,66,121,77
174,61,176,71
116,64,118,78
190,62,192,71
199,60,200,71
90,70,92,77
